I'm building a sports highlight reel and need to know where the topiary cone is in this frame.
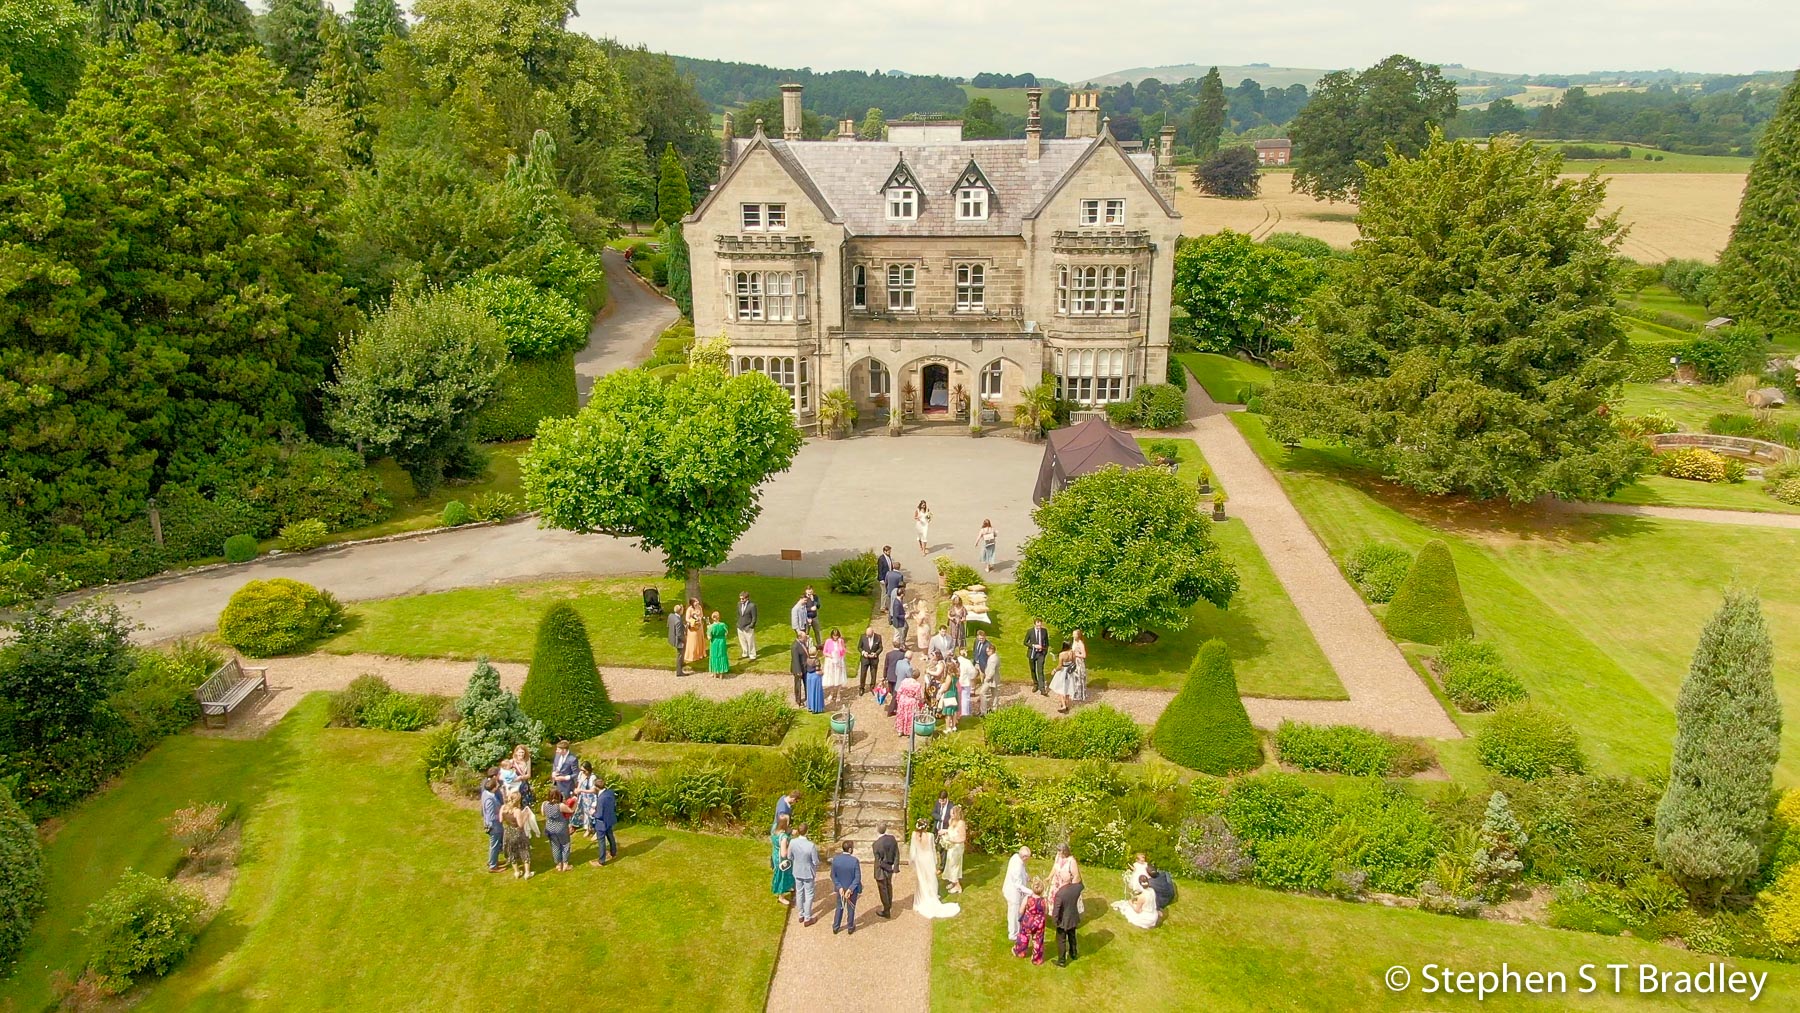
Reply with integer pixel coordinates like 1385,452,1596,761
1382,539,1475,645
1152,639,1264,775
520,604,617,741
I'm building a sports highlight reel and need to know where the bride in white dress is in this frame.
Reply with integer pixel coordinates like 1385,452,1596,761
1112,873,1160,929
910,821,960,919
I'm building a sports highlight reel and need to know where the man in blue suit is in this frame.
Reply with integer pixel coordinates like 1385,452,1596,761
589,776,619,866
481,776,504,872
830,840,863,934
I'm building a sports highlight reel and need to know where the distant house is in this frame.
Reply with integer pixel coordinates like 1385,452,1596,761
1253,138,1293,167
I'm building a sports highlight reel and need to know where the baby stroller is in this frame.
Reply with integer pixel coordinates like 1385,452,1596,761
642,587,664,618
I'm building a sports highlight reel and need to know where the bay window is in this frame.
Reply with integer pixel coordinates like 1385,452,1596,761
735,355,812,413
729,271,806,322
1053,347,1130,405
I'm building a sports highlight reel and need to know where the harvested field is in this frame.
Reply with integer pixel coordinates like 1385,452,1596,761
1175,171,1746,263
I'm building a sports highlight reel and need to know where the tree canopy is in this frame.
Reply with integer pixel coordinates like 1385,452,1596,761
1288,54,1458,202
0,0,86,109
1015,465,1238,639
1261,134,1643,502
1715,68,1800,332
656,142,692,222
1189,67,1226,158
522,367,804,596
1193,145,1260,199
1172,231,1322,359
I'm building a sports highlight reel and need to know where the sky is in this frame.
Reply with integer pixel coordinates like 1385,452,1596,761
570,0,1800,81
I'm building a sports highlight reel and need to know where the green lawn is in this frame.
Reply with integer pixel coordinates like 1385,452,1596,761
1628,284,1713,324
933,856,1793,1012
1177,353,1271,405
1608,474,1800,514
958,85,1030,116
1549,147,1755,174
1614,381,1747,430
325,574,871,672
1231,412,1800,782
304,441,529,547
4,696,784,1011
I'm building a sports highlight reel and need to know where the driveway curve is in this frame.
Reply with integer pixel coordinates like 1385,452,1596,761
576,248,679,401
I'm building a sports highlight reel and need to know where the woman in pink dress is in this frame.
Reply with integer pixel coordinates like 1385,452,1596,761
894,671,926,738
1046,843,1081,920
821,628,849,708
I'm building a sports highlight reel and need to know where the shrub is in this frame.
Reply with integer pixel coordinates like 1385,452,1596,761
222,534,258,563
825,551,878,595
163,802,228,856
455,273,589,358
1616,411,1679,438
1437,638,1528,711
453,658,545,770
0,784,44,967
1274,721,1433,776
1154,640,1263,774
473,351,579,441
279,519,330,552
112,641,222,741
79,871,205,989
1770,477,1800,506
1662,258,1717,307
216,578,341,657
234,440,392,534
1165,354,1188,390
1039,705,1145,761
469,492,523,522
1128,383,1188,429
1177,814,1253,881
420,721,462,783
442,500,472,527
980,704,1049,755
640,691,797,746
1762,864,1800,945
1476,704,1584,780
519,603,617,741
934,555,981,592
363,692,449,732
1104,401,1136,426
1250,833,1335,891
153,484,269,563
329,674,396,727
1506,774,1659,884
1382,539,1475,645
1681,325,1767,383
785,741,839,795
1657,447,1732,483
1344,541,1411,603
620,759,747,826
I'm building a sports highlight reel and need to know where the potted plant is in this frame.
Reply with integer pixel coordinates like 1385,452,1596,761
1012,401,1040,440
901,381,917,418
818,389,857,438
1197,466,1212,496
830,709,855,737
969,423,983,438
888,410,904,437
981,398,999,425
1212,490,1228,521
951,383,969,421
911,714,937,743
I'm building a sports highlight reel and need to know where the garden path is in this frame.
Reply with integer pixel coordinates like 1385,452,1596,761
574,249,678,402
1554,500,1800,529
1181,381,1461,738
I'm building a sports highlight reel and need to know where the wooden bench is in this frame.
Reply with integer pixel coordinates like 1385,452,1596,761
195,658,269,728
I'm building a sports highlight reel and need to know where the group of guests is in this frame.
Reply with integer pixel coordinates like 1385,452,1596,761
768,789,966,932
665,590,770,679
479,740,619,879
1001,845,1174,966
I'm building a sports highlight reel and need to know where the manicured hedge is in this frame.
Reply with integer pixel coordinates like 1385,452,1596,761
983,704,1144,761
1477,703,1585,780
640,690,797,746
216,578,341,657
1437,639,1528,711
474,351,578,441
328,674,452,731
1274,721,1434,777
1345,541,1410,603
1382,539,1474,645
223,533,257,563
519,603,616,741
1153,639,1263,774
0,783,44,967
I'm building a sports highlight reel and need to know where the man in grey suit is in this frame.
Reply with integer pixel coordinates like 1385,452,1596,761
736,590,759,661
788,824,822,926
667,608,687,677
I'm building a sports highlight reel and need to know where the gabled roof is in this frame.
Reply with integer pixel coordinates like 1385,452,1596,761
1032,418,1149,504
951,158,995,194
879,157,922,193
1024,127,1178,221
687,124,840,225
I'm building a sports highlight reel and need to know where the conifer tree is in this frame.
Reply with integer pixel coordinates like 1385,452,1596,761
655,143,692,224
519,603,616,741
1716,68,1800,331
1153,639,1263,775
1656,588,1782,905
1190,67,1226,158
665,221,693,316
262,0,329,92
1471,790,1527,901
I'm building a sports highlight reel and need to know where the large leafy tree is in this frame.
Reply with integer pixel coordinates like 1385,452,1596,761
0,0,86,110
1193,145,1260,199
858,106,884,140
1656,588,1781,906
0,598,135,746
606,42,717,197
1189,66,1226,158
1016,465,1238,640
1288,54,1457,201
88,0,256,53
1715,67,1800,332
1172,230,1321,359
655,142,691,223
1262,134,1644,502
326,289,508,494
0,35,352,539
260,0,329,93
522,366,803,599
346,0,405,67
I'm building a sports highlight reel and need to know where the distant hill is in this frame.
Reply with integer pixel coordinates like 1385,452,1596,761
669,55,967,119
1080,64,1331,89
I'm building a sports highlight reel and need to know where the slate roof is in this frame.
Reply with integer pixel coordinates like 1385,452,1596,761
719,136,1165,237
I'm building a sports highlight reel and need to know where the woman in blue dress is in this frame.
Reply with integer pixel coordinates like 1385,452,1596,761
804,649,825,713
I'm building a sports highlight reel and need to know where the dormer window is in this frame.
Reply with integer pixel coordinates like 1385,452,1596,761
957,187,988,220
886,187,917,221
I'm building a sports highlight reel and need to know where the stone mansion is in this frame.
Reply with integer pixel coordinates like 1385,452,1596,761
685,85,1182,425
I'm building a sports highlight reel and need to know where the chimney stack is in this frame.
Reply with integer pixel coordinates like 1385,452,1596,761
1154,124,1176,201
1025,87,1043,161
780,84,803,141
838,117,856,141
1065,90,1100,140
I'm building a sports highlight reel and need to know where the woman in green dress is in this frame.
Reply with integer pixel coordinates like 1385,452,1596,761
770,812,795,904
707,610,730,677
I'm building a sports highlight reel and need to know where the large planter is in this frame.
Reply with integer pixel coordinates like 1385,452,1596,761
1213,503,1227,521
830,711,855,736
912,716,937,741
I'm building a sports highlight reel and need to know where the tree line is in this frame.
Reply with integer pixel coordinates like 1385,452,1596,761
670,55,968,120
0,0,717,590
1454,80,1788,156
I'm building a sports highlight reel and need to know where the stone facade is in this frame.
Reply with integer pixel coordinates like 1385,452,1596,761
686,87,1182,427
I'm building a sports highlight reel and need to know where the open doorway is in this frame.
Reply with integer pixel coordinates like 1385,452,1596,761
922,363,950,414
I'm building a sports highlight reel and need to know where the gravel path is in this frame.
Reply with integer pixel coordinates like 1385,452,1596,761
575,249,679,402
1552,499,1800,529
1183,383,1460,738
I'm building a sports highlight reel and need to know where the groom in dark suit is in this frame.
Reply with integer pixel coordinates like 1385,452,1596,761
871,824,899,917
589,777,618,866
830,840,863,934
1053,878,1084,966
